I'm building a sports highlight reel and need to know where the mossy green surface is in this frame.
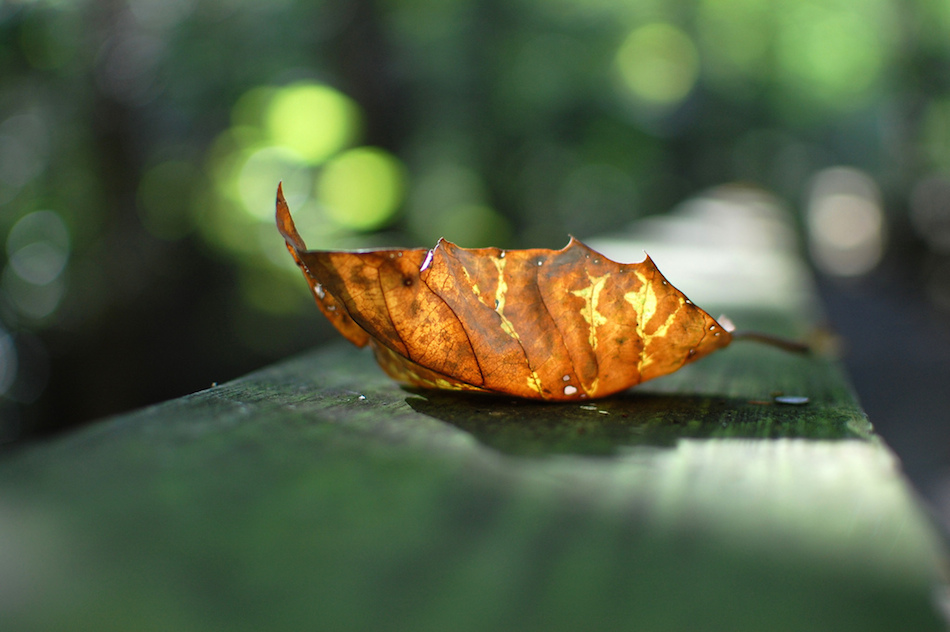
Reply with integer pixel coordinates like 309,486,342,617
0,339,945,631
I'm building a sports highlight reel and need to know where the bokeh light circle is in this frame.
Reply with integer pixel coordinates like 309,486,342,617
317,147,407,231
264,82,360,165
615,23,700,106
6,211,70,286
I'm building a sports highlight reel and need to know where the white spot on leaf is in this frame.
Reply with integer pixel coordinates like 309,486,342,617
420,249,434,272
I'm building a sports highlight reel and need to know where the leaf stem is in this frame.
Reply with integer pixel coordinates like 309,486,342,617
731,330,811,354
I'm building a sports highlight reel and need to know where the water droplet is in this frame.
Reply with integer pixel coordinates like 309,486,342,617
774,395,809,406
358,394,367,400
563,385,578,396
580,404,597,411
685,299,692,304
562,374,571,382
397,251,403,257
499,251,506,258
598,410,609,415
709,325,716,331
315,284,326,299
718,315,736,332
688,348,696,356
536,259,543,266
327,305,337,311
388,252,396,259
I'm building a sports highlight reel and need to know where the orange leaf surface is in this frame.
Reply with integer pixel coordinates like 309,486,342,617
276,184,732,400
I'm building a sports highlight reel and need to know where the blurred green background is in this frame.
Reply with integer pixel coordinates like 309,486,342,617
1,0,950,519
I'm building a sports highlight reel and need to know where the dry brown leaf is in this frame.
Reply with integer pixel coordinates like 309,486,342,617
277,184,733,400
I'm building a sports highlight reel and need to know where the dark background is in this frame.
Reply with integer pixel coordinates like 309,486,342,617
1,1,948,528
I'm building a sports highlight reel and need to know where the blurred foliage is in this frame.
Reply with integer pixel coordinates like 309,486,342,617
1,0,950,438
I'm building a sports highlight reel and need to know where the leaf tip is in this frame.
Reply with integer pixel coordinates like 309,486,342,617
275,183,307,252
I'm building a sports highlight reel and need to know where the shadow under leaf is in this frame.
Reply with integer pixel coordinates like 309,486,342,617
405,388,869,457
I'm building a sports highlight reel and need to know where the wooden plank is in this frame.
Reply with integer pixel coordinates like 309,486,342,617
0,337,946,632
